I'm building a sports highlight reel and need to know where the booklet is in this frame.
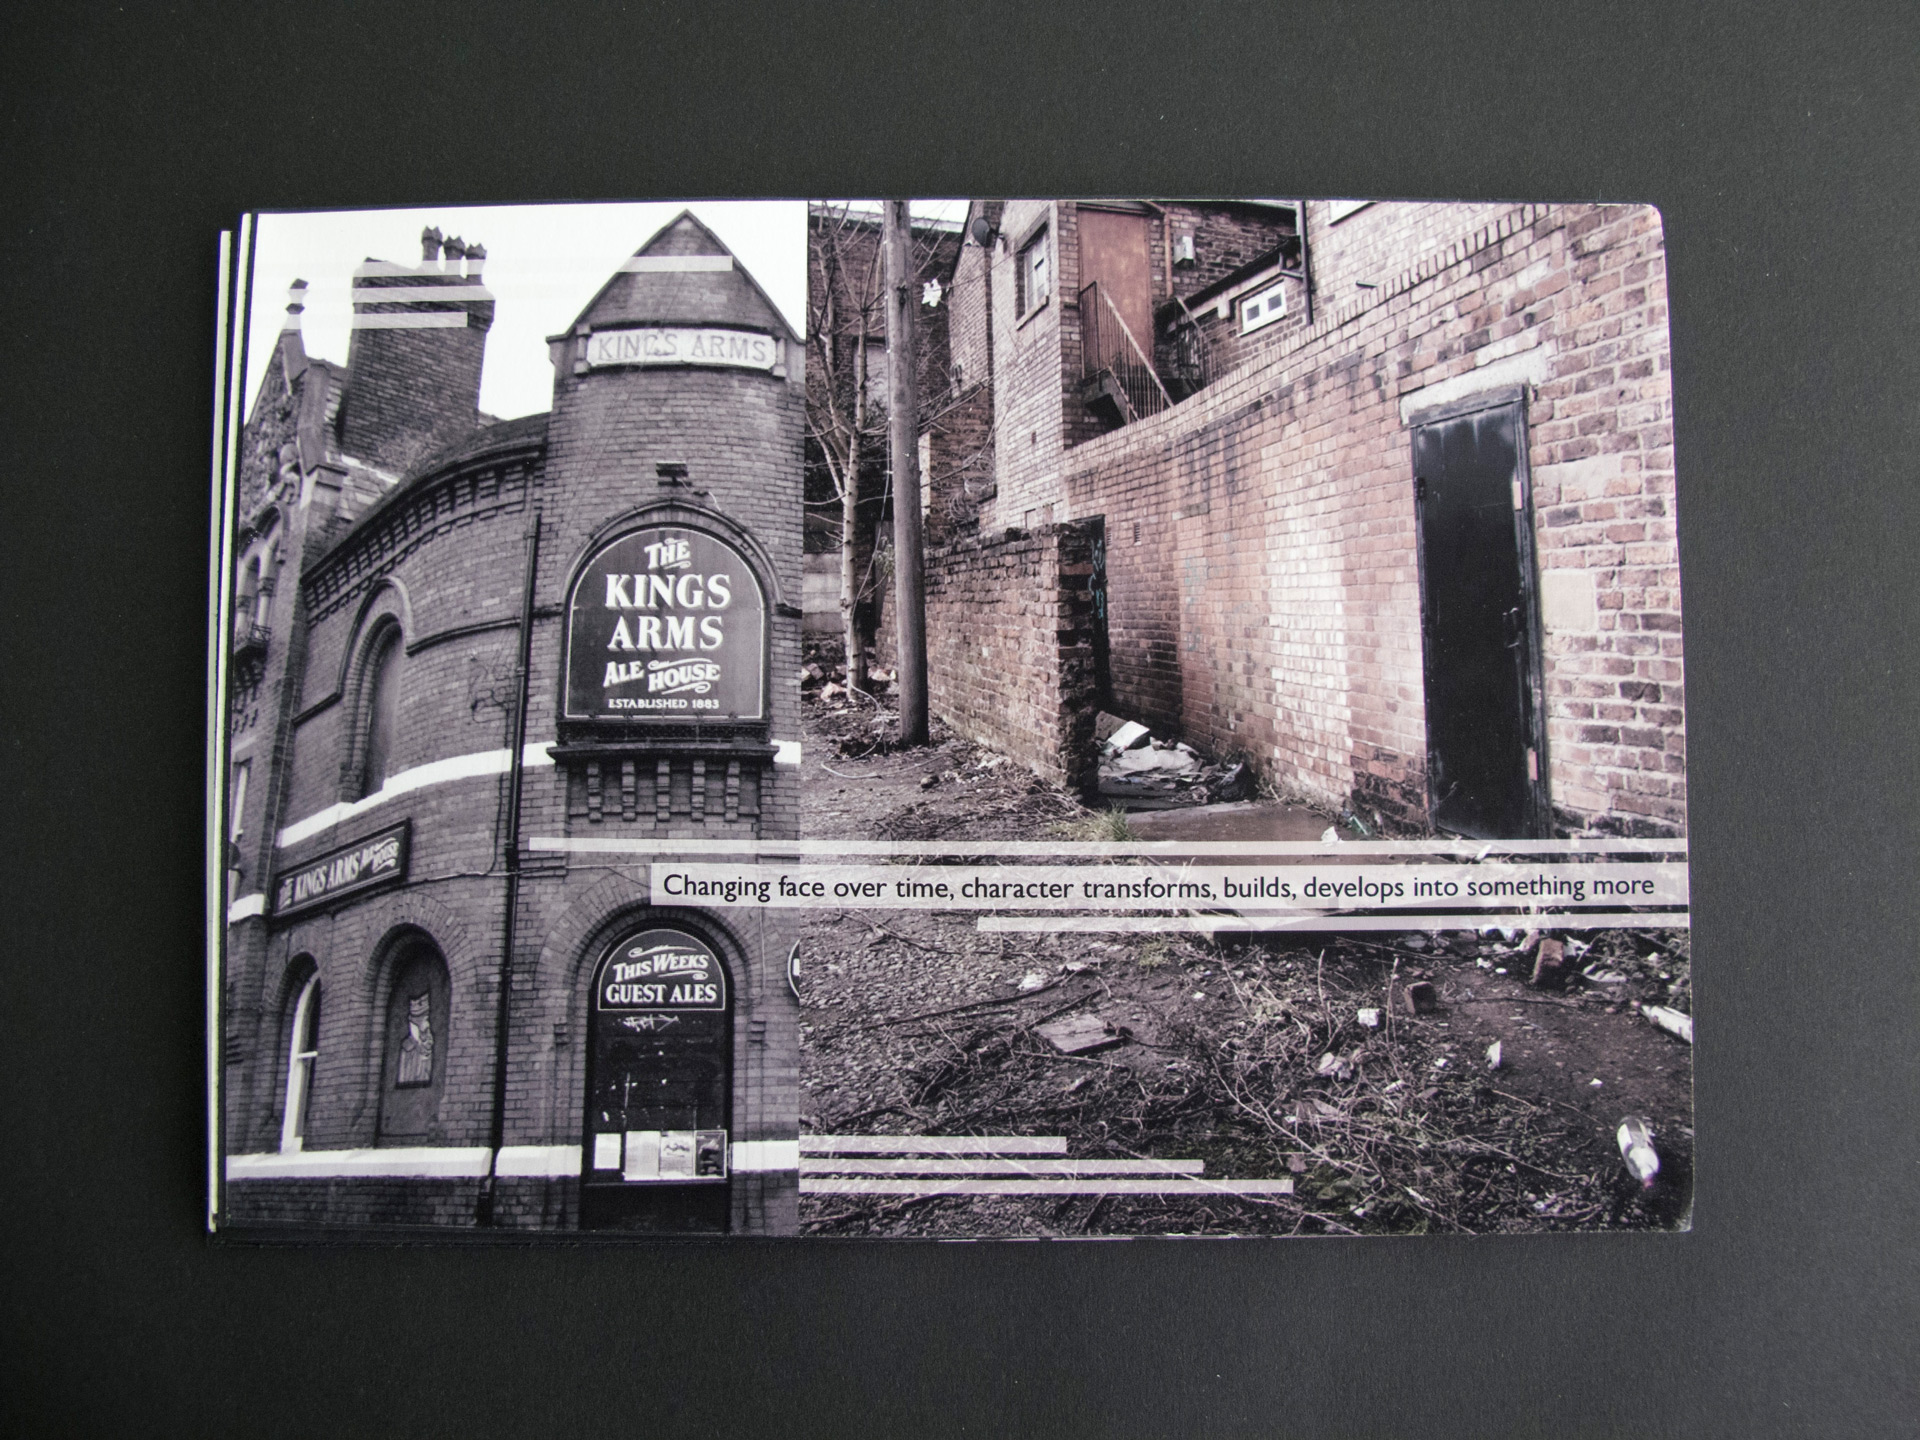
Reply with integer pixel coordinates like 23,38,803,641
208,198,1690,1238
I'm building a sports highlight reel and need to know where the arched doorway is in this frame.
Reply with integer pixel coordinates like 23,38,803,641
580,924,733,1232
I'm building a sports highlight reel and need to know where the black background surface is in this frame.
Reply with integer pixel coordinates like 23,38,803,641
2,3,1915,1435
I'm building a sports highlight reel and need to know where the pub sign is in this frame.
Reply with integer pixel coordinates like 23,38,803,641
564,525,766,722
595,928,730,1014
272,821,410,918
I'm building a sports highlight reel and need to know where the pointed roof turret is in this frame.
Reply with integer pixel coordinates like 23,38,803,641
567,209,799,342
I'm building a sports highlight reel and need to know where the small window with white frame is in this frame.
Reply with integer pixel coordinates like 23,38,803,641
1240,277,1289,334
280,968,321,1153
1017,226,1050,318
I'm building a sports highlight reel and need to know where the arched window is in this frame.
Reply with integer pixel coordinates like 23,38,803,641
357,626,403,799
279,967,321,1154
377,935,450,1144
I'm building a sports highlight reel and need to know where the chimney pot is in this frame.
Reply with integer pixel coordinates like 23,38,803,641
421,226,443,263
465,241,486,278
286,280,308,314
443,236,467,272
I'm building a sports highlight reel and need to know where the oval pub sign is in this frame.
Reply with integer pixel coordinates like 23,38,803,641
565,525,765,722
595,928,729,1013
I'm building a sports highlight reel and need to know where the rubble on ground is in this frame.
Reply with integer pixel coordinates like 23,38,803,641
1092,709,1250,807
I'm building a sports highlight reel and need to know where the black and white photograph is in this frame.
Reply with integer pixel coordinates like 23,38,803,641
211,195,1691,1238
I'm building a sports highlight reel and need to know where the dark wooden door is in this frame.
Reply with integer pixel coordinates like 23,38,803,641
1413,396,1547,838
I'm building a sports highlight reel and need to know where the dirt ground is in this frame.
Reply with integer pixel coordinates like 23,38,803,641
793,677,1694,1238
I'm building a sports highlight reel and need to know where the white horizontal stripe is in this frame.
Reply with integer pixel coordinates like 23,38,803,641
619,255,733,272
351,313,470,330
227,892,266,922
803,1177,1295,1197
803,1135,1068,1155
494,1144,581,1177
279,742,555,848
773,740,803,766
730,1139,801,1172
227,1147,493,1180
530,836,1684,857
978,912,1690,934
803,1157,1205,1176
352,285,493,303
355,260,453,278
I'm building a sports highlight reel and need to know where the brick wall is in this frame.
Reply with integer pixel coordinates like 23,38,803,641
924,519,1102,790
987,201,1071,526
1306,199,1514,304
1037,202,1681,836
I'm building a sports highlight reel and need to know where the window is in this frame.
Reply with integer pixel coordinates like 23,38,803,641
229,760,249,844
227,760,249,906
357,627,403,799
279,969,320,1153
1240,278,1289,335
1017,227,1049,317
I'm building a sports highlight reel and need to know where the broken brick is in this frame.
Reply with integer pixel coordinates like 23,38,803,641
1531,938,1570,989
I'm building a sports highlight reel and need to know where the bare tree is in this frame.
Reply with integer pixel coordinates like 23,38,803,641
806,204,887,696
806,202,967,703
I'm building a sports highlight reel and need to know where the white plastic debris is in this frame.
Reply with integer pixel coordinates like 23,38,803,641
1356,1007,1382,1030
1320,826,1339,844
1617,1115,1660,1187
1641,1004,1693,1044
1431,1056,1449,1070
1486,1041,1502,1070
1103,720,1151,753
1016,970,1048,992
1583,965,1630,985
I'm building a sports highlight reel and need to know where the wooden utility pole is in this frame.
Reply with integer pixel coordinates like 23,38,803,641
884,199,929,745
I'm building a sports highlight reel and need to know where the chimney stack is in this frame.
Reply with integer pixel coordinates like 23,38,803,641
278,279,310,376
337,228,495,474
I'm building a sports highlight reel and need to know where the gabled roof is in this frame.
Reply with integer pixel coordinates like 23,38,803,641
563,209,799,343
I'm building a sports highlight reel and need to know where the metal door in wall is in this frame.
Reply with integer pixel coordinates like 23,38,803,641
581,926,733,1232
1412,391,1549,839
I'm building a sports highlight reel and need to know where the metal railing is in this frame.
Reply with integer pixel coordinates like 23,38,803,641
1078,281,1172,424
1160,303,1213,402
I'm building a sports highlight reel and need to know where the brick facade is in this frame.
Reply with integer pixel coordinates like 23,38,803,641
930,200,1684,837
221,212,806,1234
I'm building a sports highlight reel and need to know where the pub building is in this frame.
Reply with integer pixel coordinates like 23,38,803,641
220,213,805,1232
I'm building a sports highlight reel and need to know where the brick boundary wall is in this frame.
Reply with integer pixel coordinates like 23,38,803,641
924,519,1102,792
1051,202,1682,836
225,1177,487,1228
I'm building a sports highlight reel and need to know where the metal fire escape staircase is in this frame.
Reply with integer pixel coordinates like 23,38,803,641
1079,280,1213,429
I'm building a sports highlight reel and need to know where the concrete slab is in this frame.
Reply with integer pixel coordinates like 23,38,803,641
1123,801,1330,843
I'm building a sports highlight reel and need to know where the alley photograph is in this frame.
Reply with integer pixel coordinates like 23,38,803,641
793,197,1690,1236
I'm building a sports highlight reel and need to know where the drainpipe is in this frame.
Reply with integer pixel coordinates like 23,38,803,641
1298,200,1315,328
479,498,542,1225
